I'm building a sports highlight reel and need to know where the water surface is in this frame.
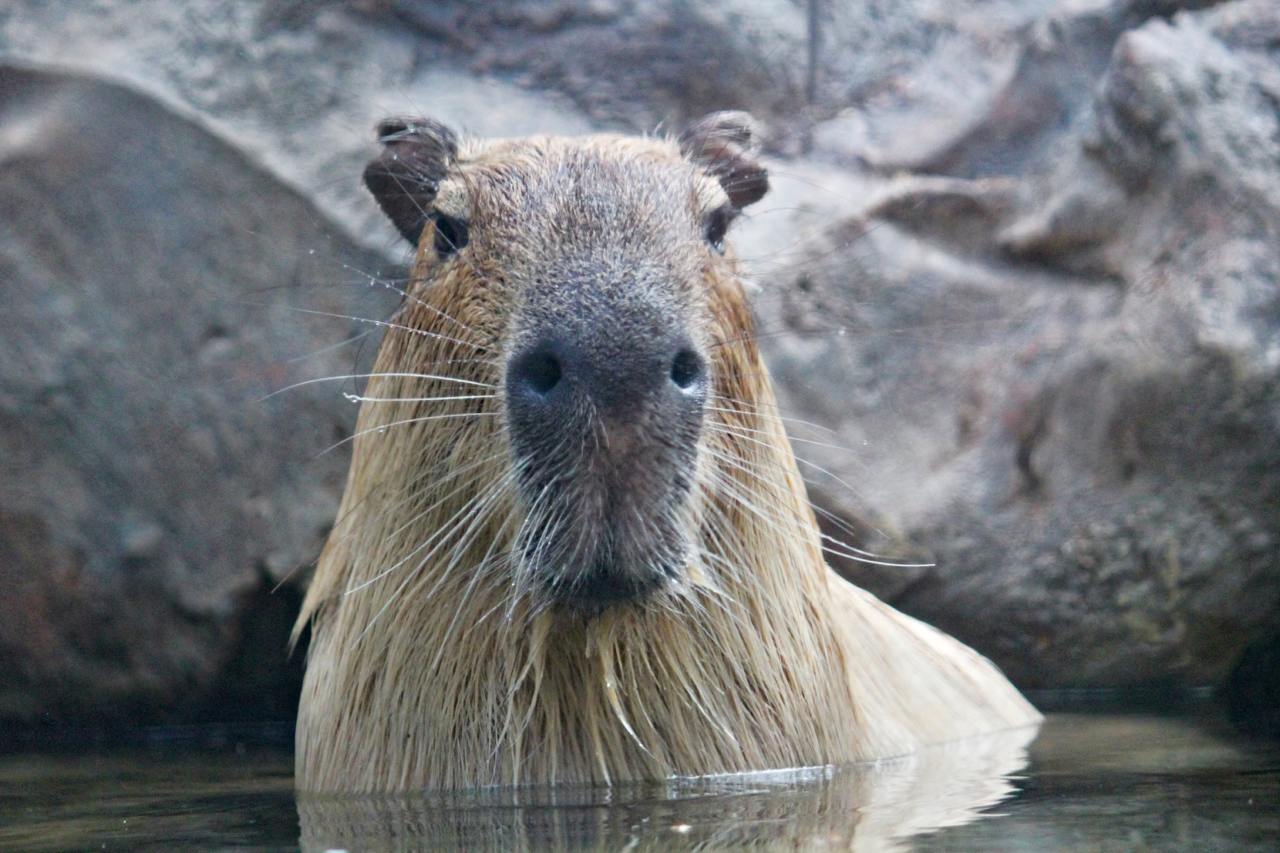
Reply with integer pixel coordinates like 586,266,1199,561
2,708,1276,850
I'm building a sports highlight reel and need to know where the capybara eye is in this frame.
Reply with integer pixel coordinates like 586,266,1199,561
432,213,469,258
704,206,735,253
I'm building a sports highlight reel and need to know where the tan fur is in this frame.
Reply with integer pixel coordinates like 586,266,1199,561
294,130,1039,792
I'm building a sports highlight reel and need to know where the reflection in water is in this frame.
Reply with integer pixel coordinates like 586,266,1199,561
925,713,1280,851
3,711,1277,851
298,724,1038,851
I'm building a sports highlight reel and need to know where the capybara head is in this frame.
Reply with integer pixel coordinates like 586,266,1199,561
362,113,769,611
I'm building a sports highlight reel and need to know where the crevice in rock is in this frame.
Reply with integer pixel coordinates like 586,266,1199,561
1224,633,1280,736
192,567,306,724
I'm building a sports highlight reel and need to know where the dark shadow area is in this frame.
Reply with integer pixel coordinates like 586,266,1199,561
193,577,307,725
1225,634,1280,737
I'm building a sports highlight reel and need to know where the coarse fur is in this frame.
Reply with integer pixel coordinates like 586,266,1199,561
293,118,1040,792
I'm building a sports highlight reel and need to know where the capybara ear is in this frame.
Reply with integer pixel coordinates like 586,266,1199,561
363,117,459,245
679,111,769,209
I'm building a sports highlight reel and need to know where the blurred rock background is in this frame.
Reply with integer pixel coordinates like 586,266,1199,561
1,0,1276,728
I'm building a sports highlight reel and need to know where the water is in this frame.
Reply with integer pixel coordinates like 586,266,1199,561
2,707,1276,851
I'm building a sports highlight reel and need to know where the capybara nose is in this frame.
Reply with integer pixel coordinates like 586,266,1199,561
506,332,706,442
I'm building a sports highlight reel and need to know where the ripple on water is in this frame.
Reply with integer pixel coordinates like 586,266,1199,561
0,709,1276,851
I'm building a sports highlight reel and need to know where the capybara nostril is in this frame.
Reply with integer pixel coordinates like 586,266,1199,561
669,347,703,391
509,346,563,398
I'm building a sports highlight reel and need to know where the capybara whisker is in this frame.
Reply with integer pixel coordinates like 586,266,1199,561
261,370,495,401
318,411,498,456
337,261,478,337
707,395,839,436
342,463,508,596
265,302,488,351
282,329,374,364
341,392,496,404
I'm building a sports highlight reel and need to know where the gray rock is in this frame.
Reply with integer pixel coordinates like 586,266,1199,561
767,0,1280,688
0,64,397,722
832,0,1225,177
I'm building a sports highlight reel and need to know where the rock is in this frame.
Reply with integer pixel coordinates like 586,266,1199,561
838,0,1226,177
0,64,397,722
765,0,1280,688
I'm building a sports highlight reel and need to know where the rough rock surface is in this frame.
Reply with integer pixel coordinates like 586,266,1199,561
0,0,1276,722
769,0,1280,688
0,64,397,723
